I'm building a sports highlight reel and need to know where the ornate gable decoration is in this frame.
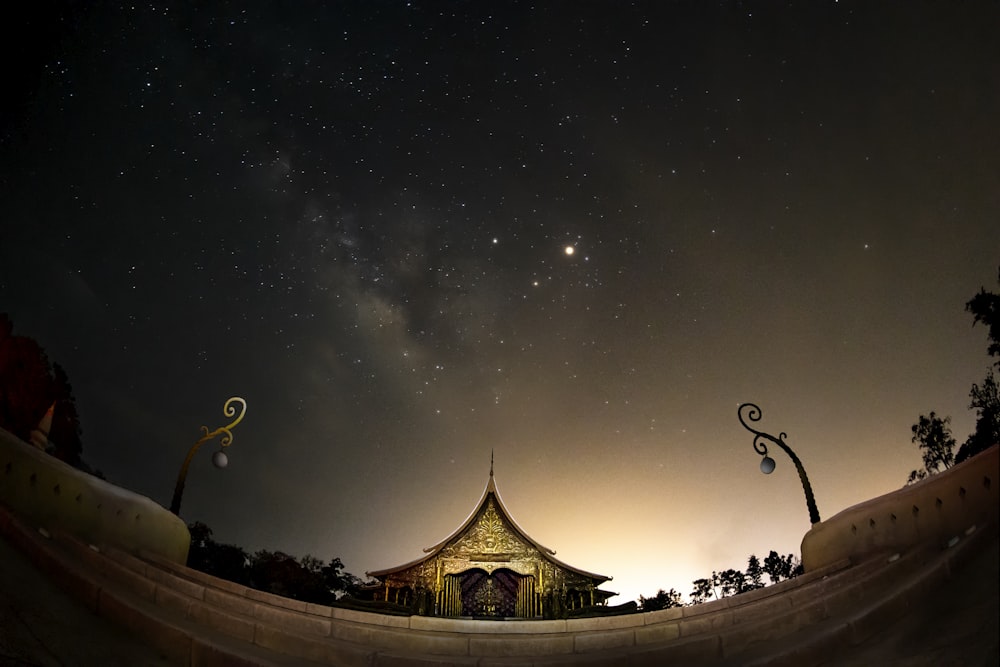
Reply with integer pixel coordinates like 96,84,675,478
441,498,532,560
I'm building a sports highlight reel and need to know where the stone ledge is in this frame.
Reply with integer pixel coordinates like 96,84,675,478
246,586,311,612
566,612,642,632
154,579,196,616
573,627,635,653
252,624,375,667
206,585,258,616
332,622,471,657
333,605,412,628
254,601,333,637
371,650,480,667
467,633,574,657
190,598,257,642
96,585,194,664
633,619,681,645
627,633,722,666
0,428,190,563
410,615,566,634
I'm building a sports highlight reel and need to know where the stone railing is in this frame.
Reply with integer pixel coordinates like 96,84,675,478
801,445,998,571
4,502,992,666
0,427,189,563
1,430,996,664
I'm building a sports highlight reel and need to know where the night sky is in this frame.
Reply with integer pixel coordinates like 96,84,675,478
2,2,998,604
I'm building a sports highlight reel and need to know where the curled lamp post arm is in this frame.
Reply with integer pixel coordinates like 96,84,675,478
169,396,247,516
738,402,821,525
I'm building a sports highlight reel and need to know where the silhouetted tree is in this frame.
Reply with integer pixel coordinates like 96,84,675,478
718,568,748,597
690,577,715,604
907,412,956,484
186,522,365,604
745,554,765,591
48,362,83,465
966,265,1000,364
296,554,336,603
908,268,999,468
322,556,364,599
762,551,801,584
186,522,251,585
250,550,313,600
955,269,1000,462
662,551,802,607
638,588,682,612
957,370,1000,463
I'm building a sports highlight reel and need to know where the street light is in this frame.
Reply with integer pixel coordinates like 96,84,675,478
169,396,247,515
737,402,821,525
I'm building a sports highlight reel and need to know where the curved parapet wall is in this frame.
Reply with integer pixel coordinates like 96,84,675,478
1,433,997,664
801,445,998,571
0,427,189,563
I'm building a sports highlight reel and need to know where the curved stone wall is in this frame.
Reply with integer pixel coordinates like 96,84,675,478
1,432,997,664
0,427,189,563
801,445,998,571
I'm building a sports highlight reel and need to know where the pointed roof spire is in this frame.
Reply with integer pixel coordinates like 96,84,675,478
490,449,494,477
30,402,55,451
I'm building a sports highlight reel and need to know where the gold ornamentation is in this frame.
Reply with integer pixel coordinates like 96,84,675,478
206,396,247,447
169,396,247,515
444,499,529,557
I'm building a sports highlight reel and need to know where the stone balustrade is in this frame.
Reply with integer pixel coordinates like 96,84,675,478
1,426,996,665
801,445,998,571
0,426,189,563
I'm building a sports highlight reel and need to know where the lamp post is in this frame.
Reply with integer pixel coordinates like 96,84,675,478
169,396,247,516
737,402,820,525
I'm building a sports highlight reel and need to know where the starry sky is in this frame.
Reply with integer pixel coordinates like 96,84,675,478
2,2,998,605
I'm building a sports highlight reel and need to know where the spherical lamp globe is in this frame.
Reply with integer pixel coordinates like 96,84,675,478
212,450,229,469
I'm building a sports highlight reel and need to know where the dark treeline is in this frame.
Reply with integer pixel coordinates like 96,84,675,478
0,313,88,471
907,266,999,484
639,550,802,612
187,522,371,605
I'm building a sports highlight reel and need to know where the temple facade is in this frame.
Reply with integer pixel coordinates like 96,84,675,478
366,463,615,619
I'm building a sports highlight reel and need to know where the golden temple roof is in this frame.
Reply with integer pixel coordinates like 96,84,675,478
367,462,611,583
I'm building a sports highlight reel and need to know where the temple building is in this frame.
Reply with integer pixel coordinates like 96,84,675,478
366,461,615,619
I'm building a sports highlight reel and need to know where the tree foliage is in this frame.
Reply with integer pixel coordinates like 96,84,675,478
745,554,764,590
966,265,1000,365
915,267,1000,472
957,266,1000,463
186,522,365,605
717,568,748,597
689,577,715,605
638,588,682,612
653,550,800,608
957,370,1000,463
762,550,802,584
187,522,251,585
47,362,83,465
907,411,956,484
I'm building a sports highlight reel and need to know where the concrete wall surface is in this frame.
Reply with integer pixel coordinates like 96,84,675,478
2,432,997,665
3,498,996,666
801,445,998,571
0,426,189,563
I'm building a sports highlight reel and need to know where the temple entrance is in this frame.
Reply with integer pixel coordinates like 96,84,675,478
439,568,539,618
462,569,518,617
